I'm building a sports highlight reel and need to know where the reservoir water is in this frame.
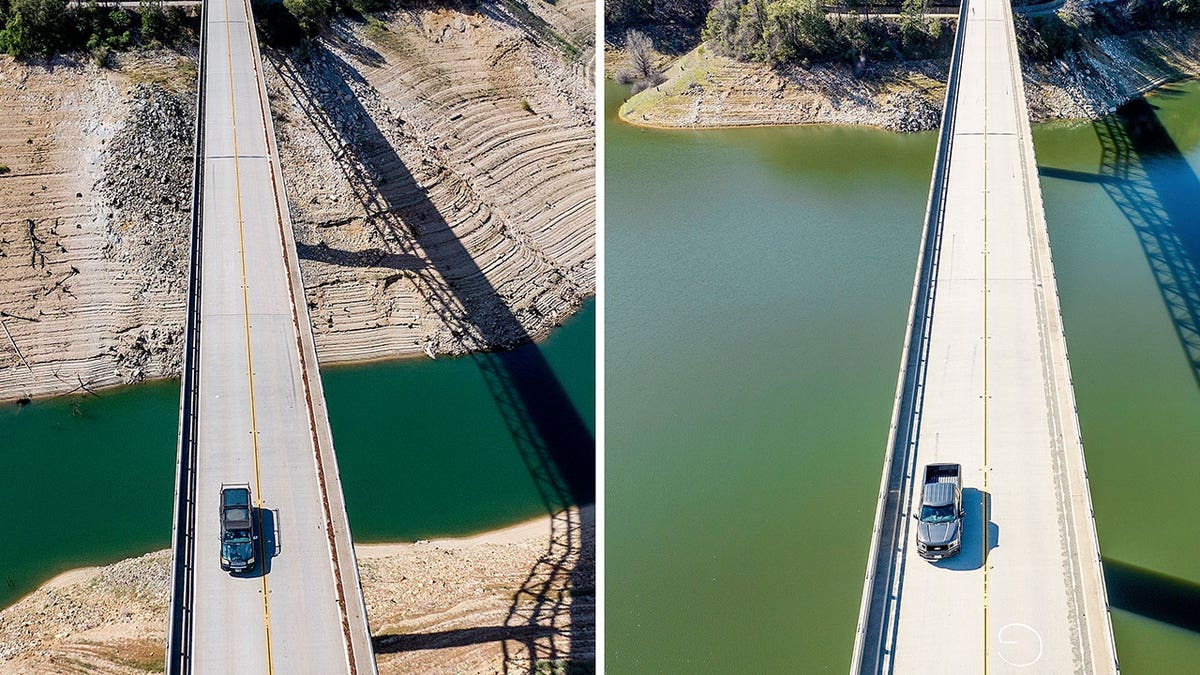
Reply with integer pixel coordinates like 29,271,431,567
606,80,1200,672
0,299,593,610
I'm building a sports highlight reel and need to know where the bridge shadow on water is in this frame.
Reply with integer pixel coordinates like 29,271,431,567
1041,94,1200,390
1040,94,1200,633
264,35,594,672
1103,558,1200,633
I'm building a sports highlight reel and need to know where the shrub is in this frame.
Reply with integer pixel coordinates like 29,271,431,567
0,0,68,56
762,0,831,64
284,0,331,35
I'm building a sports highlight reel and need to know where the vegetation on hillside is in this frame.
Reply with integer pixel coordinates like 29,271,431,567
0,0,195,61
701,0,951,67
609,0,1200,72
1017,0,1199,63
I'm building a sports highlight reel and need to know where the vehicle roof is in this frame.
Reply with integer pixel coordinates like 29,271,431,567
223,506,252,530
923,482,957,507
221,487,251,507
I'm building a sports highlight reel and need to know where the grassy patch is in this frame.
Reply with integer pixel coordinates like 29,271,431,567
618,46,720,121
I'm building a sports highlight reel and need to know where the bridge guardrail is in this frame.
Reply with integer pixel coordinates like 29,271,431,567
166,2,209,672
847,0,971,671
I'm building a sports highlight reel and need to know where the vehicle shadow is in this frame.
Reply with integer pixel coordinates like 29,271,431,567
264,37,594,672
231,507,279,579
934,487,996,572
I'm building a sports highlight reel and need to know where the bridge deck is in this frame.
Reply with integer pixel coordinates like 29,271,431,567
851,0,1119,671
178,0,376,671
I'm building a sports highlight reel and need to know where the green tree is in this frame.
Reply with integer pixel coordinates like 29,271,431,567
762,0,831,63
284,0,331,35
1164,0,1199,15
899,0,929,54
733,0,768,59
702,0,742,50
0,0,68,56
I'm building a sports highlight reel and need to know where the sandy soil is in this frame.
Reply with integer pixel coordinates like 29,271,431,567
613,26,1200,131
0,506,595,673
0,0,595,403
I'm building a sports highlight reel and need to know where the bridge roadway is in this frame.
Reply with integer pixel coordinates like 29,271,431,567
850,0,1120,672
167,0,376,671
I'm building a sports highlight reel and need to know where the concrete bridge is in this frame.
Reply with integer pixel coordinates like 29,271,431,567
850,0,1121,671
165,0,377,671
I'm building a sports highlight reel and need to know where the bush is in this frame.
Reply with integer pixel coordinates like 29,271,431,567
284,0,331,35
762,0,831,64
0,0,68,56
253,0,305,47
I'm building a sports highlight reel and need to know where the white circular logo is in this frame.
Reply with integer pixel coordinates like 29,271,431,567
996,623,1043,668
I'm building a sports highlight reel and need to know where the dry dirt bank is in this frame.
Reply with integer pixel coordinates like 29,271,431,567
0,0,594,403
614,26,1200,131
0,506,596,673
267,1,595,362
0,52,195,404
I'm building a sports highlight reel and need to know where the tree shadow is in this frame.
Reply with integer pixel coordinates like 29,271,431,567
1041,97,1200,392
265,37,593,672
933,487,996,572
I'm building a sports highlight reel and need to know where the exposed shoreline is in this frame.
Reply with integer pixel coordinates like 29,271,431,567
0,505,596,672
0,0,595,404
612,26,1200,132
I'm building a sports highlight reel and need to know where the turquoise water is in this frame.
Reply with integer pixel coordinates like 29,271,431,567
606,79,1200,672
0,299,594,610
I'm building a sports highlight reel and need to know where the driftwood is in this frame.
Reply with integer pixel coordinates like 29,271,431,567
0,310,39,323
27,218,46,268
0,318,33,373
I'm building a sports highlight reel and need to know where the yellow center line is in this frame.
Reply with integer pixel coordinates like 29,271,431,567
981,0,991,671
220,0,275,671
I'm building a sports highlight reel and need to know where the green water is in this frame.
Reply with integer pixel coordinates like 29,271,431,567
605,80,1200,672
0,300,593,610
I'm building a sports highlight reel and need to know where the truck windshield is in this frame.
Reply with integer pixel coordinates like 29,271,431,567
920,504,956,523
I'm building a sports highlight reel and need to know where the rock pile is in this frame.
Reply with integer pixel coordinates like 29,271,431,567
882,90,942,132
95,83,194,383
97,83,194,297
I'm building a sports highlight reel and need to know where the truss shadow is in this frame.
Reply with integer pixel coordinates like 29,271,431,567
266,38,594,673
1043,97,1200,390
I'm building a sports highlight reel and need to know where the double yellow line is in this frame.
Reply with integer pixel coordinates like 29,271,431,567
979,0,992,670
220,0,275,669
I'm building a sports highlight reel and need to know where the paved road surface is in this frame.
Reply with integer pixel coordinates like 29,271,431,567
184,0,376,671
851,0,1119,672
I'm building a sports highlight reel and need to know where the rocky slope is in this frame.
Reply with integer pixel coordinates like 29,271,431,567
266,1,595,362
